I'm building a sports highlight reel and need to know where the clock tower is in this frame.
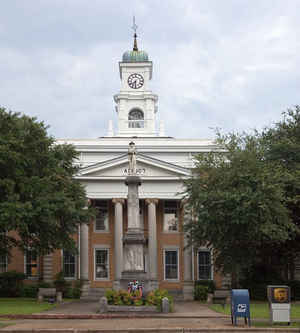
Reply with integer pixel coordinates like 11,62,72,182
114,23,158,137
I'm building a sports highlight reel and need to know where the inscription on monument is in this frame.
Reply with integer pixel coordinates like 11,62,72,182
123,168,146,175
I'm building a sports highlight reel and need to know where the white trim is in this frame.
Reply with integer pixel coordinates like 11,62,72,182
196,249,214,281
75,176,188,181
78,154,191,178
163,200,179,233
61,249,77,280
94,248,110,281
163,248,179,282
93,200,110,233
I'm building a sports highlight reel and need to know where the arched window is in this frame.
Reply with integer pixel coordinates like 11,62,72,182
128,109,144,128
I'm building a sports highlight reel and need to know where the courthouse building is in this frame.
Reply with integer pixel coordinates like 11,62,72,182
2,33,228,299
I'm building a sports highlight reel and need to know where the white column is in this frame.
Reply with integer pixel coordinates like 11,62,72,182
146,199,159,287
80,223,89,281
182,200,194,300
112,198,124,289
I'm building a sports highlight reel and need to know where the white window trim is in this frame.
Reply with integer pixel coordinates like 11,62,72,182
163,201,179,233
163,248,180,282
94,247,110,281
61,250,77,280
24,250,39,280
197,248,214,281
94,202,109,233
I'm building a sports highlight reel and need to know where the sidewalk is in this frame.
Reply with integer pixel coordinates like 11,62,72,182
0,301,234,330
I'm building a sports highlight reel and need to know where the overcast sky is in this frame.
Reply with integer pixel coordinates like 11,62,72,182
1,0,299,140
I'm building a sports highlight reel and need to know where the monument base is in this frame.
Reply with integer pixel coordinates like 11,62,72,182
123,230,145,244
121,270,147,291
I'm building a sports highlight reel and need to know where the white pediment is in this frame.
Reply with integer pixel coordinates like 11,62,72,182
77,154,191,180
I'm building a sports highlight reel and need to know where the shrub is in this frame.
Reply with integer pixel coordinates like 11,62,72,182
0,270,26,297
104,288,173,311
71,280,83,299
105,289,118,304
20,285,39,298
53,271,70,296
37,281,53,288
149,289,173,311
194,280,215,293
287,280,300,301
194,285,209,301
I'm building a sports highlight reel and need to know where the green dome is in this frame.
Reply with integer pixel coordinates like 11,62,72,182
122,50,149,62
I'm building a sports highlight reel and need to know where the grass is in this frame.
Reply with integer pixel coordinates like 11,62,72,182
210,302,300,319
0,298,56,315
252,321,300,328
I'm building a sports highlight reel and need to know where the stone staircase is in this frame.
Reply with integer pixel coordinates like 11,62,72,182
80,288,106,301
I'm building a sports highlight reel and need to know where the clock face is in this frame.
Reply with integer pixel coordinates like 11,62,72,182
128,73,144,89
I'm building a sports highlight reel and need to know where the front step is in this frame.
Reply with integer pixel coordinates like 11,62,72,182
80,287,106,300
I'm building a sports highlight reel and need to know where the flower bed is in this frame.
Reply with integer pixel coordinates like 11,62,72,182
104,288,173,312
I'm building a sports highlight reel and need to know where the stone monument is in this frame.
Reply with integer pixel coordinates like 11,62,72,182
121,142,146,286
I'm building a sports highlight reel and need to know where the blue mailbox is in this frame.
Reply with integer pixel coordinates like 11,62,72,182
231,289,251,326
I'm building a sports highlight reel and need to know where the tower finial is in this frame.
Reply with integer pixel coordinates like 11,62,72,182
131,16,138,51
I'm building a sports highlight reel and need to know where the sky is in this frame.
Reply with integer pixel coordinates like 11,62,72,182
0,0,299,140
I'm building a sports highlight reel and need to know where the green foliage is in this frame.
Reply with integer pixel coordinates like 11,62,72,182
53,271,70,296
0,107,93,258
194,285,208,301
0,298,56,315
0,270,26,297
20,285,39,298
194,280,215,293
287,280,300,301
210,302,300,320
70,280,82,299
37,281,53,288
184,111,300,283
261,106,300,278
146,289,174,311
104,289,118,304
104,289,173,310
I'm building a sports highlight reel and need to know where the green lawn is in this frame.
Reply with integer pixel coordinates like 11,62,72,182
210,303,300,319
0,298,56,315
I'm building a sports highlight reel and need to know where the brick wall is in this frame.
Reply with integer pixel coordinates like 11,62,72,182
5,199,224,291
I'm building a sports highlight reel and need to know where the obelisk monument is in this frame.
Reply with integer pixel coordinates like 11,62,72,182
122,142,146,283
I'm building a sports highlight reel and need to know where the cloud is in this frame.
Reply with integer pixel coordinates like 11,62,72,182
0,0,299,140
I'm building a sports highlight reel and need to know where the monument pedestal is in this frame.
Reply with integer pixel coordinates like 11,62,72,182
122,174,147,290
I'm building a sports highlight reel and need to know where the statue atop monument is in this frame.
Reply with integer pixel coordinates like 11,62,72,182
128,141,137,175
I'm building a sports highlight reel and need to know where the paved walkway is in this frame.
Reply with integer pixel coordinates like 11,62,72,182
0,301,237,330
34,300,227,317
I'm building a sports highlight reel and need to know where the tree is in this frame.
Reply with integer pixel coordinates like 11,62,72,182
261,106,300,279
0,108,92,258
184,129,299,286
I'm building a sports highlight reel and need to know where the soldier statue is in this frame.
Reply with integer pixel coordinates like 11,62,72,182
128,141,137,174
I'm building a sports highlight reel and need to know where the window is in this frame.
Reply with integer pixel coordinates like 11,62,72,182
163,201,178,231
164,249,179,280
95,249,109,280
128,109,144,128
95,201,109,231
0,255,7,273
198,250,212,280
63,250,76,278
25,249,38,278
